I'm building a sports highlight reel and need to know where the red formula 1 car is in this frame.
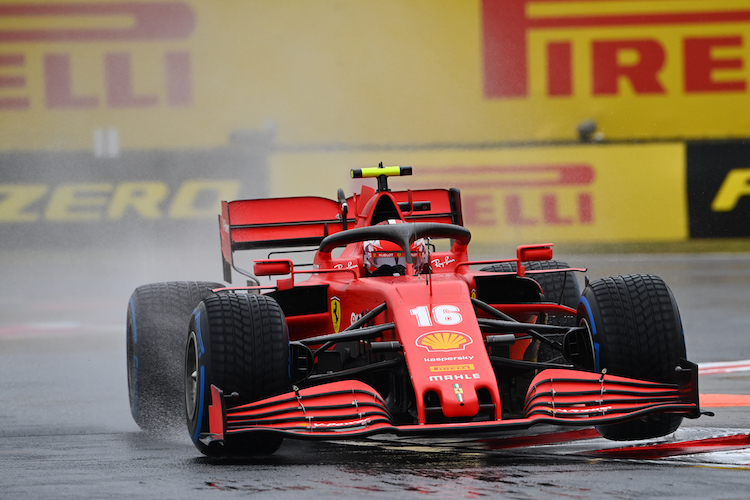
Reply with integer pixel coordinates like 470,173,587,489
126,166,706,456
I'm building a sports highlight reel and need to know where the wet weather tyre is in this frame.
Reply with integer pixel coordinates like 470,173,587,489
126,281,224,432
186,293,290,456
577,274,686,441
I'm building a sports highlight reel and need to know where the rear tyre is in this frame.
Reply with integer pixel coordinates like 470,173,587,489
186,293,290,456
577,274,686,441
127,281,223,432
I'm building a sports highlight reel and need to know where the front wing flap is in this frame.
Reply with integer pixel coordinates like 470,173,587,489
199,361,702,447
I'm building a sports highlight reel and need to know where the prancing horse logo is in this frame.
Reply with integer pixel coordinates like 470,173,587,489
330,296,341,333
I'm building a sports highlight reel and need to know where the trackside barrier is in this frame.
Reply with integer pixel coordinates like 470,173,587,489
268,143,689,246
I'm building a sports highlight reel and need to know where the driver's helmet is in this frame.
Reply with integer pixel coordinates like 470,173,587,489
363,220,427,276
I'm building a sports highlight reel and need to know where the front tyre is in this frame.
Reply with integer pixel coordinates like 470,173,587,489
186,293,290,456
577,274,686,441
126,281,223,432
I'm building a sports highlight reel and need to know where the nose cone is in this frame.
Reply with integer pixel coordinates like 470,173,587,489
438,379,479,418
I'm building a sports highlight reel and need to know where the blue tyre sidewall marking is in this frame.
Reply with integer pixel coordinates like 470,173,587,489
195,308,205,356
578,295,600,371
192,310,205,444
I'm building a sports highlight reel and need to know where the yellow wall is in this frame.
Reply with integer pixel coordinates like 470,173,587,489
270,143,688,245
2,0,749,152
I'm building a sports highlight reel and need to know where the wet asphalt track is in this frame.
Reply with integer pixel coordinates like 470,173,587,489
1,248,750,499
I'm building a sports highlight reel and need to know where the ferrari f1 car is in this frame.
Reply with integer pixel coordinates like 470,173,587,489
127,165,707,456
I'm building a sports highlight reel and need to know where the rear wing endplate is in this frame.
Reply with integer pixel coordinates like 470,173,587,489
220,196,347,282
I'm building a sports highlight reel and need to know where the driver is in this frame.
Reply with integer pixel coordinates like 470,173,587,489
363,220,427,276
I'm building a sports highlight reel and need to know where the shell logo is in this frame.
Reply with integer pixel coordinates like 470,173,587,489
416,331,473,352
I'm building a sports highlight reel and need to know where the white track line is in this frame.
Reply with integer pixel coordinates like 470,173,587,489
699,360,750,375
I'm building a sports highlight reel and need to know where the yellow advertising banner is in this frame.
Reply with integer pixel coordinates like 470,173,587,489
0,0,748,152
270,143,688,245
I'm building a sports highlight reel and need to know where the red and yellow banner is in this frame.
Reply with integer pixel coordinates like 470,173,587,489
1,0,748,152
270,143,688,245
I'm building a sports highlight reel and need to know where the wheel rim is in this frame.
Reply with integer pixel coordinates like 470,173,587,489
185,330,200,422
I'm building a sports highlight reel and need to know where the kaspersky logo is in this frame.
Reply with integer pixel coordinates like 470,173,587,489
416,331,473,352
483,0,750,98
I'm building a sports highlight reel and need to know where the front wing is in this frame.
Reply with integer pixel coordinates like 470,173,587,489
199,361,703,447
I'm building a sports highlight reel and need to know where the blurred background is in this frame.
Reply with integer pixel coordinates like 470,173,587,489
3,6,750,493
2,0,750,309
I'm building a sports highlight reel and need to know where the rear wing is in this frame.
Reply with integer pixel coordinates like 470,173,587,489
220,188,463,282
219,196,345,282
